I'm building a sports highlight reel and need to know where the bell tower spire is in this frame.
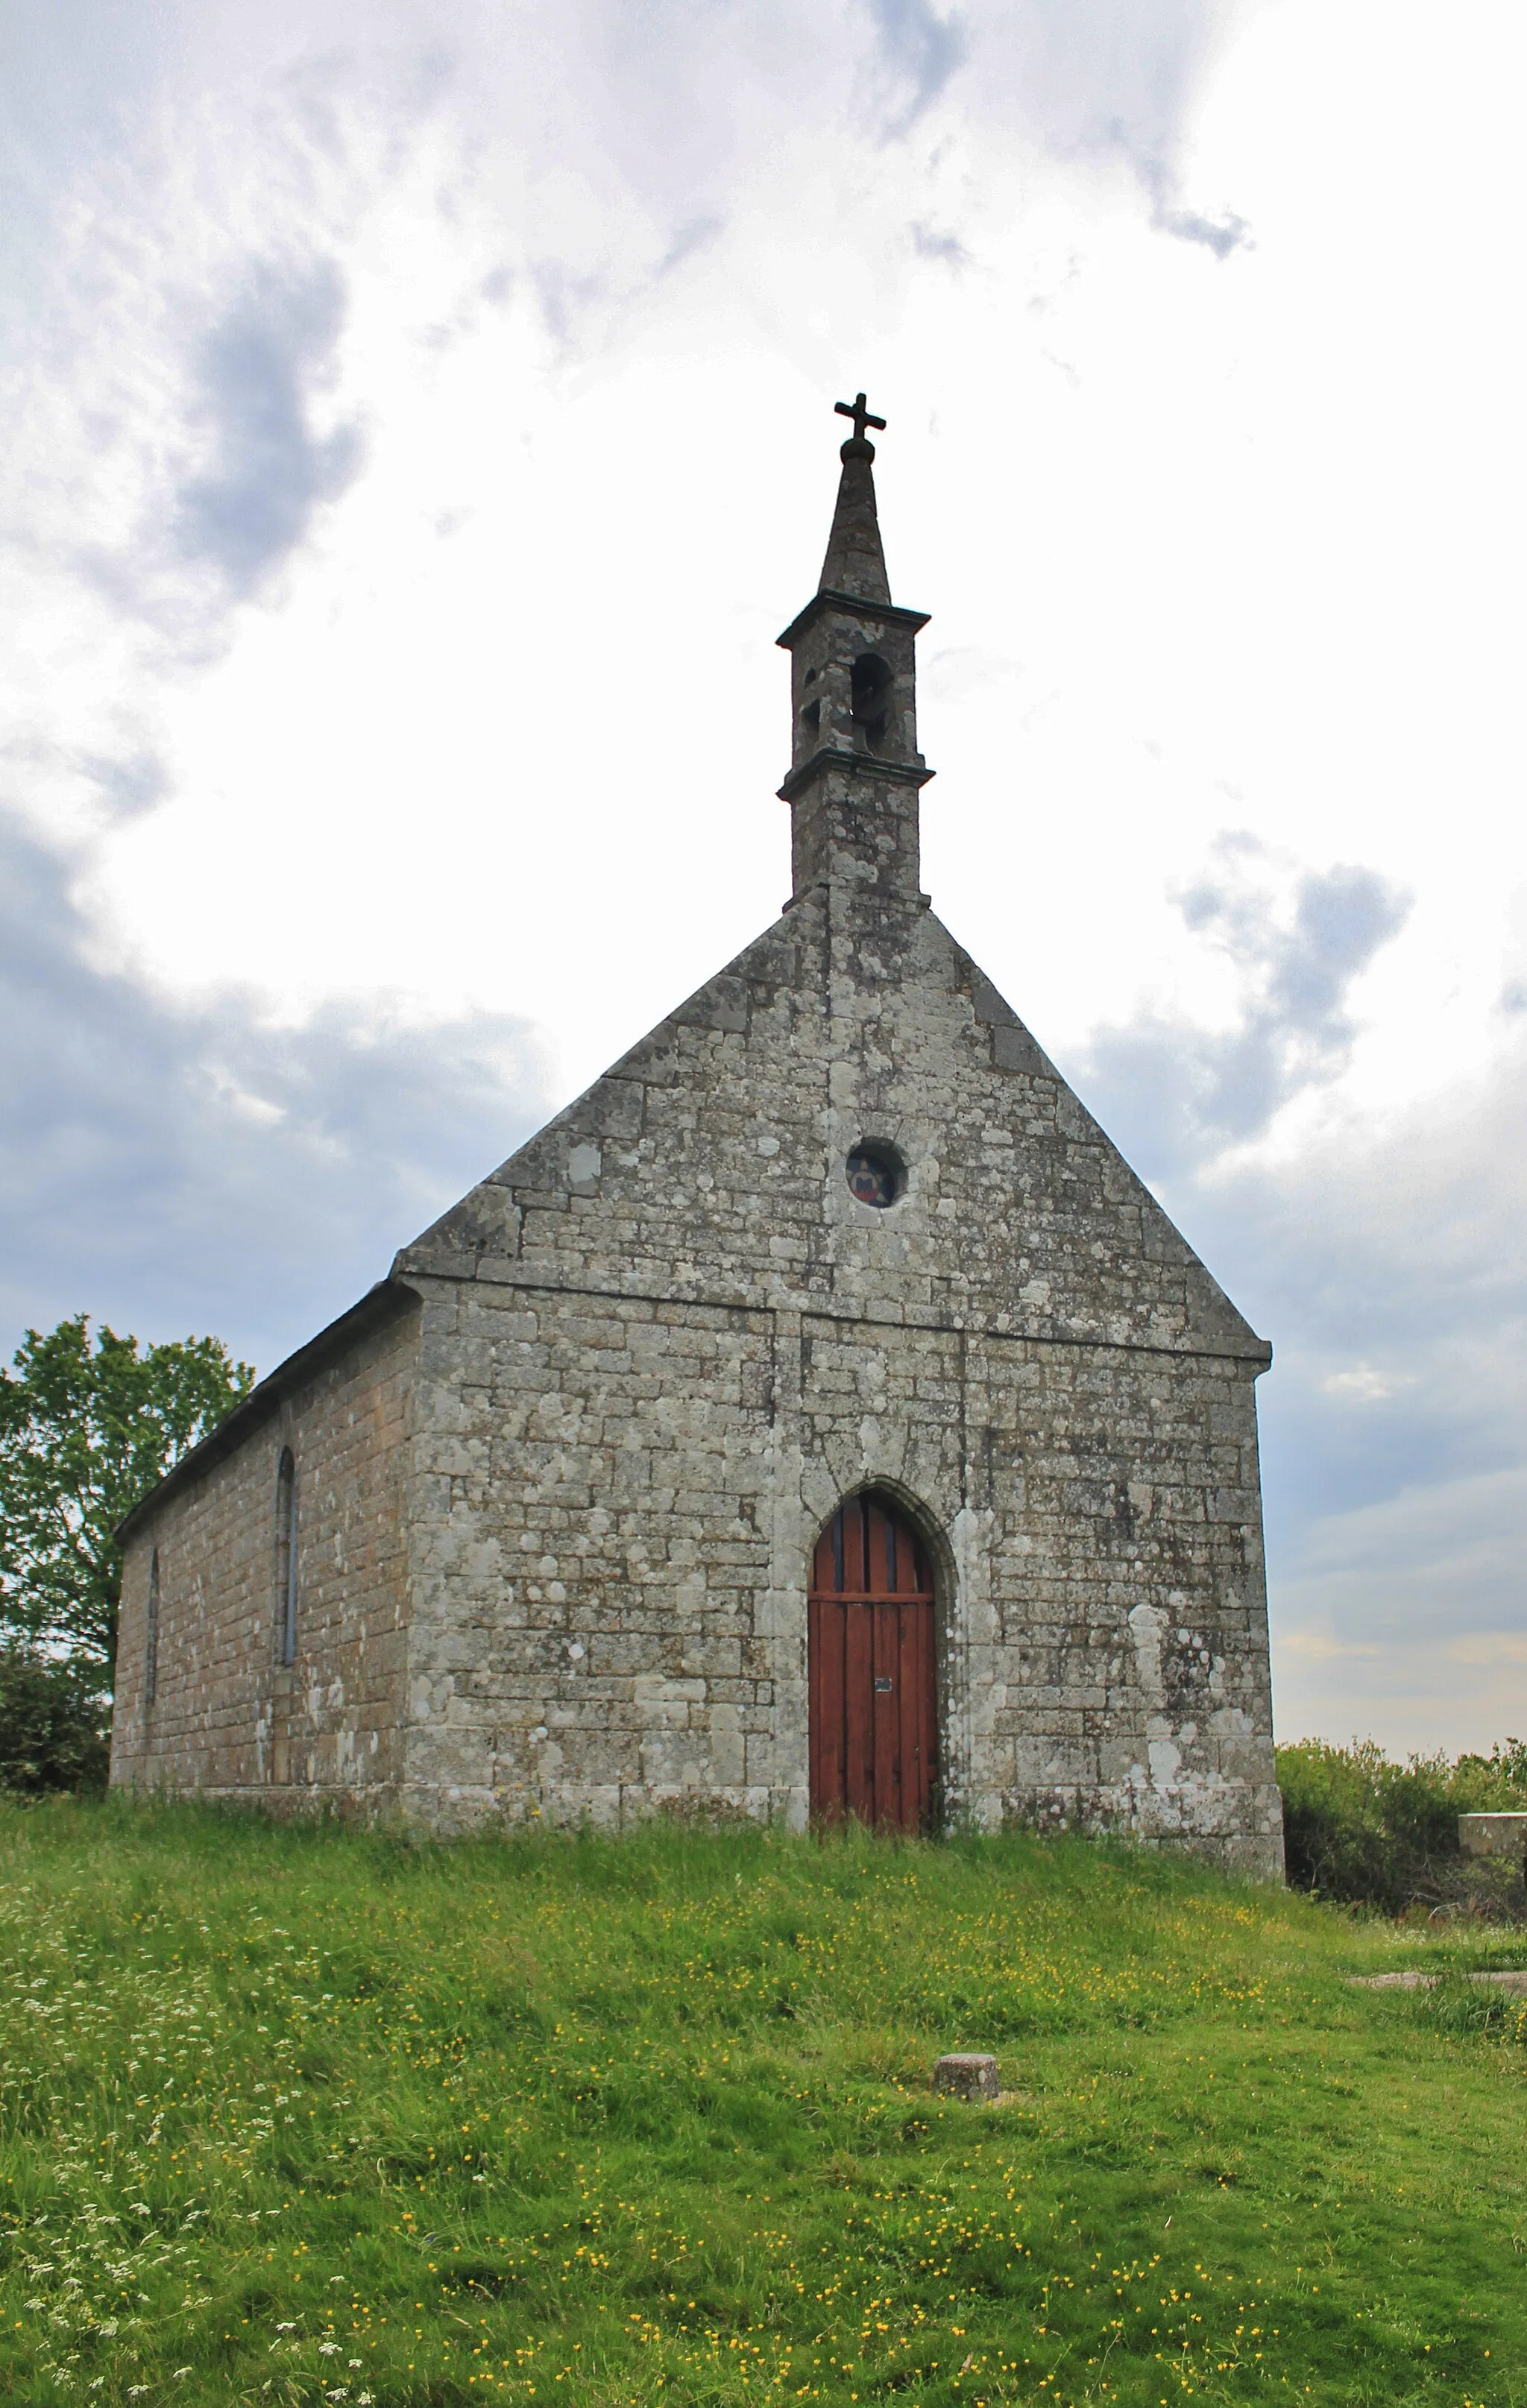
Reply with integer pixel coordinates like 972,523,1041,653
777,394,932,907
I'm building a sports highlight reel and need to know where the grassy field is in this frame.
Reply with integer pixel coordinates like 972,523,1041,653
1,1804,1525,2408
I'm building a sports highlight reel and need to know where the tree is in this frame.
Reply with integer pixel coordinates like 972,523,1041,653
0,1642,111,1792
0,1314,254,1680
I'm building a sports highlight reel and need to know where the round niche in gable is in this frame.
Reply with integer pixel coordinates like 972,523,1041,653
846,1143,905,1210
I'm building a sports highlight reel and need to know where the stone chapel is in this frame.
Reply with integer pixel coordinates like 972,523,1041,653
110,400,1284,1876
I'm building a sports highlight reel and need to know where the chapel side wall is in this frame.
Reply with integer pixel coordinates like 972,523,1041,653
110,1300,418,1809
400,1272,1281,1874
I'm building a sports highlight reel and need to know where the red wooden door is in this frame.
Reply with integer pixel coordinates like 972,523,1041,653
808,1493,938,1831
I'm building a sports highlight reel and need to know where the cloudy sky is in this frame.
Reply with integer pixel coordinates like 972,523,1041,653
3,0,1524,1753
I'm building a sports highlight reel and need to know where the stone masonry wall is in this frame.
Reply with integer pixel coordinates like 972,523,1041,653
104,441,1282,1872
110,1297,418,1808
108,843,1282,1873
405,896,1259,1361
400,1277,1279,1873
394,876,1282,1874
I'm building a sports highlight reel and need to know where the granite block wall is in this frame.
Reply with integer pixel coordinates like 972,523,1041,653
397,1275,1280,1874
108,894,1282,1876
110,1298,417,1808
104,435,1283,1876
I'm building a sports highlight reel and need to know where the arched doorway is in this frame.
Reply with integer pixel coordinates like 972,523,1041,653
807,1490,939,1830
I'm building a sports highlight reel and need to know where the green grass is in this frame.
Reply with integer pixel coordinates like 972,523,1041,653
2,1804,1526,2407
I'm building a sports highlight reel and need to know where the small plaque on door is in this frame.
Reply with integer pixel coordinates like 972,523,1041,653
875,1676,893,1692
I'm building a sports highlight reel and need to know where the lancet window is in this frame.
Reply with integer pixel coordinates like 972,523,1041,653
275,1449,298,1667
145,1548,160,1707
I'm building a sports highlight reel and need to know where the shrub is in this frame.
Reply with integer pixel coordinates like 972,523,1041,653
1277,1736,1527,1914
0,1643,110,1794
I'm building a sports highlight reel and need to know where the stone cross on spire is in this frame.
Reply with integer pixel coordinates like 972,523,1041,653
818,394,892,602
775,393,933,908
834,391,887,448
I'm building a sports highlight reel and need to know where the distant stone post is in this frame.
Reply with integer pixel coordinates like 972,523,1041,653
933,2052,999,2102
1458,1812,1527,1891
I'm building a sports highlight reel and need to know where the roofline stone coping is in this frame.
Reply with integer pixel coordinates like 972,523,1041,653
775,588,931,649
113,1277,419,1546
776,747,936,804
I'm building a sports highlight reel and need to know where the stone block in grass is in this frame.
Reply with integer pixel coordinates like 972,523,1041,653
933,2052,999,2100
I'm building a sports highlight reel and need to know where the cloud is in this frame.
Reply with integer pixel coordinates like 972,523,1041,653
0,812,551,1377
1080,839,1411,1179
1321,1364,1415,1404
1213,1050,1527,1526
75,750,169,824
1045,831,1527,1752
2,0,1513,1768
863,0,968,133
1209,1067,1527,1751
173,258,363,596
1125,149,1253,256
965,0,1253,171
1269,1457,1527,1753
1147,187,1252,258
910,220,973,268
1069,843,1479,1548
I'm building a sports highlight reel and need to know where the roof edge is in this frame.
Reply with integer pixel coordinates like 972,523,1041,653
776,748,935,804
775,589,930,649
113,1279,419,1547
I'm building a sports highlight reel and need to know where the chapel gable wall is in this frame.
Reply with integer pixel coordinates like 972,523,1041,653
399,1271,1281,1874
400,897,1261,1367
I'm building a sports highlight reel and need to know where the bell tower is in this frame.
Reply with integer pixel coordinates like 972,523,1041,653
777,394,933,905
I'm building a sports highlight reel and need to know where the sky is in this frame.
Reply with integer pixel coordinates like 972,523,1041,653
2,0,1525,1755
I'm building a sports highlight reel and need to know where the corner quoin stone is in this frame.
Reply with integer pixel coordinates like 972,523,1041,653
107,402,1285,1882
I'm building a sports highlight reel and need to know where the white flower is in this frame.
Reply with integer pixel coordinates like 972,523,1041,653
318,2340,339,2354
